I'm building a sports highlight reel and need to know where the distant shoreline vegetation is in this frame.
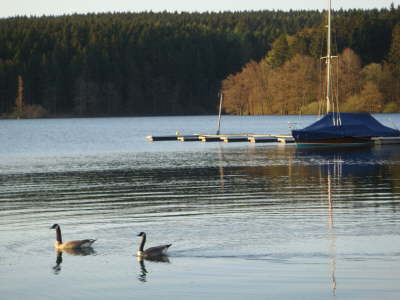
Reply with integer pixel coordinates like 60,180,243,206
0,6,399,118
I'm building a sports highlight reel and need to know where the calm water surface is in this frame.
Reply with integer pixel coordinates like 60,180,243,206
1,115,400,300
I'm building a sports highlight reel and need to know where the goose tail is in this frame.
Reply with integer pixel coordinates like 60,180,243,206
81,239,96,247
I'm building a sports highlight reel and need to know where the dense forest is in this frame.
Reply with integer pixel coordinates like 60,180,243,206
0,6,399,117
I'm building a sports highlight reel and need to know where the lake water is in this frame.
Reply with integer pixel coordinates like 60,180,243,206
1,114,400,300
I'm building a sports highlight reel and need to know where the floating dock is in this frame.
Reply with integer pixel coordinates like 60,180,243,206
372,137,400,144
147,134,400,145
220,135,250,143
146,135,180,141
199,135,221,142
277,136,295,144
147,133,294,144
177,135,200,142
248,135,278,143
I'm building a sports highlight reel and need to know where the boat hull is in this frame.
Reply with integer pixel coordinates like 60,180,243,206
294,137,373,147
291,113,400,147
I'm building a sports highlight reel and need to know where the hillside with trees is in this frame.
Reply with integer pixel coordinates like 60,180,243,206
222,9,400,115
0,6,399,117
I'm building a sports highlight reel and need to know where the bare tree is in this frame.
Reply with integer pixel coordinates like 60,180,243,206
338,48,362,102
15,75,24,118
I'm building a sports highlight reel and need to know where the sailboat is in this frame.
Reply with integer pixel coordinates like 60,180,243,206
291,0,400,146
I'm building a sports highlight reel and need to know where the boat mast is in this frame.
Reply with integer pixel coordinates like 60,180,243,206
325,0,341,125
216,92,223,135
326,0,332,115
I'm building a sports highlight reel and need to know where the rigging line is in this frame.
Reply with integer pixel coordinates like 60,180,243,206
319,19,326,118
319,57,324,117
336,57,341,125
332,10,342,126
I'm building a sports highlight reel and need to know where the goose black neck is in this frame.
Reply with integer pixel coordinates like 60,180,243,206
139,234,146,251
56,227,62,243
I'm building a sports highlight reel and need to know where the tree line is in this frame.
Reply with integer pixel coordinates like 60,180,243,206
222,21,400,115
0,6,399,117
221,5,400,115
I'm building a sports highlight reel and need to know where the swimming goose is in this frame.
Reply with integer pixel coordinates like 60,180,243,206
50,224,96,250
136,232,171,258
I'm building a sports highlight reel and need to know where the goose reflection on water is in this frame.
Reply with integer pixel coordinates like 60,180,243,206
137,255,170,283
52,247,96,275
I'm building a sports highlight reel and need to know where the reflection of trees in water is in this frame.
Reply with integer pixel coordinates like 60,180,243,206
52,247,96,275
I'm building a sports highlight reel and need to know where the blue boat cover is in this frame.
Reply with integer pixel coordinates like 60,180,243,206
292,112,400,141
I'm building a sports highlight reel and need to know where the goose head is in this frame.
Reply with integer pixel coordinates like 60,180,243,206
50,224,60,230
137,232,146,237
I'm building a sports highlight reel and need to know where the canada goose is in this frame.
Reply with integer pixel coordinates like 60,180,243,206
136,232,171,258
59,247,96,256
50,224,96,250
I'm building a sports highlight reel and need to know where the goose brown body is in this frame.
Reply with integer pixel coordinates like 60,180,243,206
50,224,96,250
136,232,171,258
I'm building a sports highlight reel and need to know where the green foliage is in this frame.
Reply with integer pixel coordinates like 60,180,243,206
362,63,384,86
340,81,384,113
358,81,384,113
383,101,399,113
266,34,290,68
301,101,320,114
389,23,400,70
341,94,364,113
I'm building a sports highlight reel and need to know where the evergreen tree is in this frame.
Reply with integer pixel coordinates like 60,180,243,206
266,34,290,68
